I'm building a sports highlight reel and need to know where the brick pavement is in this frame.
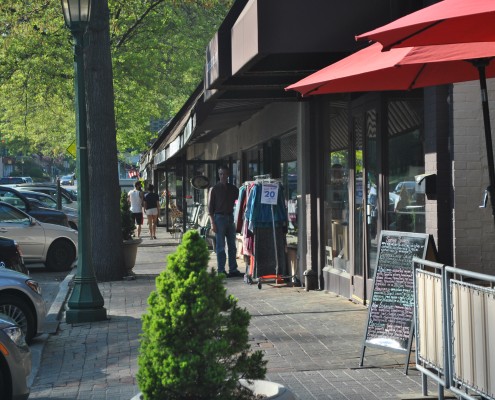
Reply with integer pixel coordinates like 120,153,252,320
28,230,441,400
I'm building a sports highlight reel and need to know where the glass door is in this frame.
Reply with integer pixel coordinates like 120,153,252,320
352,106,378,303
365,110,379,282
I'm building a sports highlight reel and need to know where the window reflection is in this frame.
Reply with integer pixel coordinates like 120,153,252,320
325,103,350,273
386,99,425,233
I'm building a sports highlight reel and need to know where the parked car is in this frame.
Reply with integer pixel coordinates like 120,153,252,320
0,202,78,272
0,314,31,399
0,186,69,227
20,190,78,230
13,183,78,210
393,181,417,195
0,177,32,185
60,175,74,186
0,237,27,275
0,267,46,344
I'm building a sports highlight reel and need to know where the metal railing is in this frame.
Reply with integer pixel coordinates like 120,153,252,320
412,257,495,400
445,266,495,400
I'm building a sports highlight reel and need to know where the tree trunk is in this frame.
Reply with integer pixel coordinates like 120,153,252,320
85,0,125,281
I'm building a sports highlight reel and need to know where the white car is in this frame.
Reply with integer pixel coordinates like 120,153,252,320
0,202,78,272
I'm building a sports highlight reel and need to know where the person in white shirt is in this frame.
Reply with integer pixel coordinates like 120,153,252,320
128,181,144,238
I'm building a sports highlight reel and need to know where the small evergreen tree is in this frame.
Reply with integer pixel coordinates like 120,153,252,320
137,230,267,400
120,190,135,240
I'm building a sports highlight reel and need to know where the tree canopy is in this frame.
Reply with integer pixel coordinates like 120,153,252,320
0,0,233,159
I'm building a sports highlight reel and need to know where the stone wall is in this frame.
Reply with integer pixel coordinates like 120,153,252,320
453,79,495,274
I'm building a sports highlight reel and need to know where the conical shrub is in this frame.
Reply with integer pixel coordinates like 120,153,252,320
120,190,135,240
137,230,266,399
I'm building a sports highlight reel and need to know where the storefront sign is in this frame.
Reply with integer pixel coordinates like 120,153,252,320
191,175,210,190
360,230,435,368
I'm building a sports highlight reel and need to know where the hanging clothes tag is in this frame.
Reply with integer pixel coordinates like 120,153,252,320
261,182,279,205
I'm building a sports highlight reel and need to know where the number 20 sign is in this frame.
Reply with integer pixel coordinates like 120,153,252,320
261,183,279,205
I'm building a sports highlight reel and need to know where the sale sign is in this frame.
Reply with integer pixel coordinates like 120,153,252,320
261,183,279,205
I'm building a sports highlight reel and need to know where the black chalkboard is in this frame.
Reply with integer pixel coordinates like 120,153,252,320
360,231,431,365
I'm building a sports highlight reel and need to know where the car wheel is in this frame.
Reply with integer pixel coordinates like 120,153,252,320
0,294,35,344
46,240,76,272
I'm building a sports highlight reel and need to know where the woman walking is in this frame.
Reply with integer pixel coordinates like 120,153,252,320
144,184,160,239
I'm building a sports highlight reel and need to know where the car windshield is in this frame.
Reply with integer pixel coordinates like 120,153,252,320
26,194,57,209
0,190,27,212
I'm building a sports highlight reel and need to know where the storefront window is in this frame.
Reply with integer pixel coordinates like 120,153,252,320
230,160,239,186
386,98,425,233
326,104,350,273
365,110,378,279
244,147,262,180
353,114,364,277
280,133,297,238
167,169,178,206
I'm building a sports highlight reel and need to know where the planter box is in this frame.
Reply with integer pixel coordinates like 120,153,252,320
123,238,142,276
131,379,295,400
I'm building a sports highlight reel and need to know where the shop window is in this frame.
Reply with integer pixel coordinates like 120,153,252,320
325,104,350,273
280,133,297,239
386,98,425,233
243,147,262,181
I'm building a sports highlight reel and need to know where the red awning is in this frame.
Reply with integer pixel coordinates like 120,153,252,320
356,0,495,50
286,42,495,97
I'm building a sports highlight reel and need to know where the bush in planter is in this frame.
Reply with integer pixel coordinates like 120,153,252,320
137,230,267,400
121,190,135,240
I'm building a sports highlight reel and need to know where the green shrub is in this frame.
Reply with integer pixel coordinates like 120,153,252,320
120,190,135,240
137,230,267,400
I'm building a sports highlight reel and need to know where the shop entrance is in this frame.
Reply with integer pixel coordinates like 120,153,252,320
325,92,424,303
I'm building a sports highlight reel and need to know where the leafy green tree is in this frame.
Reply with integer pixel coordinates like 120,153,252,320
138,230,267,400
12,157,45,179
0,0,232,281
0,1,232,157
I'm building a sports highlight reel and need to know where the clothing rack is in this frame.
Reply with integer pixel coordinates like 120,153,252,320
242,175,289,289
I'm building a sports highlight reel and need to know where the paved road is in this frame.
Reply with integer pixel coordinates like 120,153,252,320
28,263,72,311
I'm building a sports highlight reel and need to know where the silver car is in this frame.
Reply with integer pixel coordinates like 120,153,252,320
0,268,46,344
60,175,74,186
0,202,78,272
0,314,31,400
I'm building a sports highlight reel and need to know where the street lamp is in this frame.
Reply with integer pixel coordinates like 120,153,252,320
61,0,106,323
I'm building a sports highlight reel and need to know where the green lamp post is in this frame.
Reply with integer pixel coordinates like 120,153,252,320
61,0,107,323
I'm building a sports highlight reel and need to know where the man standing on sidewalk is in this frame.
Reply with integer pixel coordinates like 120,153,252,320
208,165,243,277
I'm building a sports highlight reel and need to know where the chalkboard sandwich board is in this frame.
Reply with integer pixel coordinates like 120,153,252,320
360,230,435,368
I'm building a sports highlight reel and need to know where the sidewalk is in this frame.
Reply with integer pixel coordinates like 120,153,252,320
29,229,440,400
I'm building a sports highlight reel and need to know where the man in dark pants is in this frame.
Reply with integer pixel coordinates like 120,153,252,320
208,165,243,277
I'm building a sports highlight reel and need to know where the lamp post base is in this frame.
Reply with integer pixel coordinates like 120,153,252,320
66,307,107,324
66,277,107,323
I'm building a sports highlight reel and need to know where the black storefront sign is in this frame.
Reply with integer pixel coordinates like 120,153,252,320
360,230,435,370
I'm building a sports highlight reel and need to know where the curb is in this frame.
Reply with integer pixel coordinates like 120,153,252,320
29,272,74,388
138,241,178,248
43,272,74,334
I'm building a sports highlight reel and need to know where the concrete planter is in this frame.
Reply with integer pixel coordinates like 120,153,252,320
131,379,295,399
123,238,142,276
239,379,296,399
